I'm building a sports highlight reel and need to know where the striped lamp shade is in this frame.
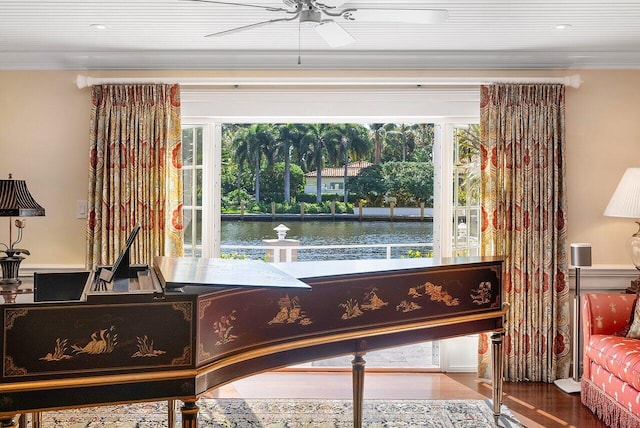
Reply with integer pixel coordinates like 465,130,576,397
604,168,640,218
0,176,45,217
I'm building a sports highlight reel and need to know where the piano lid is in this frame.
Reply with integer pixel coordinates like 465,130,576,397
273,257,503,281
153,256,311,290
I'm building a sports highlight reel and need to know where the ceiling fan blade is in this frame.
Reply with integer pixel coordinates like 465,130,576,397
344,9,448,24
314,20,355,47
315,0,348,8
181,0,290,13
205,17,293,37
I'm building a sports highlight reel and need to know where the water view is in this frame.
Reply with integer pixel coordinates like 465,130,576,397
221,220,434,261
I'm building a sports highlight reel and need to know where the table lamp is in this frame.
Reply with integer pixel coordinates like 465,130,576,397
604,168,640,290
0,174,45,286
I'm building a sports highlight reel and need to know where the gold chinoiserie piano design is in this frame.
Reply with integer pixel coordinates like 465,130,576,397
0,256,505,428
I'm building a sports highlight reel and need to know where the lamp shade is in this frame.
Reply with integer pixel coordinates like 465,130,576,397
604,168,640,218
0,177,45,217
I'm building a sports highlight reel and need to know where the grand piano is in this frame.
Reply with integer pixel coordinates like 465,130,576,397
0,255,505,427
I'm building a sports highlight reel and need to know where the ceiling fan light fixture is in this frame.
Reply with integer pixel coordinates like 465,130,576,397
300,8,322,26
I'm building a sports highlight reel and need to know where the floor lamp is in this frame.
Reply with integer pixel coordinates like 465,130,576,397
554,243,592,393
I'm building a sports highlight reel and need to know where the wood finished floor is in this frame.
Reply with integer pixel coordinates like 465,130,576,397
207,370,608,428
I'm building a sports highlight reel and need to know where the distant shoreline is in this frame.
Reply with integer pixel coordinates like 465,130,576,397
221,213,434,222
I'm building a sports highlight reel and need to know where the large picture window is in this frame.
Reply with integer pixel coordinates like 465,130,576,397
180,88,480,260
181,121,480,261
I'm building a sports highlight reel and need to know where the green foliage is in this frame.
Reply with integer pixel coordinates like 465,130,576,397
404,249,434,258
233,123,277,201
454,124,481,206
295,193,318,203
220,200,354,215
348,164,386,206
333,201,351,213
259,162,305,203
196,123,445,211
221,162,254,196
296,193,348,203
220,252,247,260
382,162,434,206
349,162,434,207
221,188,253,211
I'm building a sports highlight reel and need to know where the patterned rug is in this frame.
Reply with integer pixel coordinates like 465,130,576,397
40,398,523,427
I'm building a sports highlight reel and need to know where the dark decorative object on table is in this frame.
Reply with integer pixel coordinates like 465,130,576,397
0,174,45,286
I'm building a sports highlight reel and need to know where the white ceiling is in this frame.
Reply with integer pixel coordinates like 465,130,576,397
2,0,640,70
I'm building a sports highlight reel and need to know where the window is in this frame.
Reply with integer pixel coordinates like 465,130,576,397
452,124,481,257
180,87,480,260
181,125,204,257
181,122,479,261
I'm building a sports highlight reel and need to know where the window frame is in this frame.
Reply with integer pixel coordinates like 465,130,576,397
181,87,480,259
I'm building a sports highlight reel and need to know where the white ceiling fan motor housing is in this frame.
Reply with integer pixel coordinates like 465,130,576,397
300,8,322,27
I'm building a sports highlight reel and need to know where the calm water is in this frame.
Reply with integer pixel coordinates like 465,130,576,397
221,220,433,261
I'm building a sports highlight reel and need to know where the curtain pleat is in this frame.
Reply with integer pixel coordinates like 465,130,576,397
87,84,183,268
478,84,570,382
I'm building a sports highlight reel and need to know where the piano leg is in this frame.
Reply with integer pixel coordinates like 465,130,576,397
30,412,41,428
180,400,199,428
491,331,505,424
168,400,176,427
351,352,366,428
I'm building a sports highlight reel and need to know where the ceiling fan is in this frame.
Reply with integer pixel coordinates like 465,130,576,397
184,0,449,48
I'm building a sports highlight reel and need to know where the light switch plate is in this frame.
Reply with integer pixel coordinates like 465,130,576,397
76,200,87,219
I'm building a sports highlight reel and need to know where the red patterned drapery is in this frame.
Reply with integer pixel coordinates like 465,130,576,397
87,84,183,268
477,84,570,382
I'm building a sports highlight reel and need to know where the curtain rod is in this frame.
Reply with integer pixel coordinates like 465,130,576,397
74,74,582,89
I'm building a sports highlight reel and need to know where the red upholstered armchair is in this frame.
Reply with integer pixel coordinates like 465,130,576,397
581,293,640,428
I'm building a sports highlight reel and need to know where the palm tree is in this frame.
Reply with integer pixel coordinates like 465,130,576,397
299,123,342,203
368,123,394,164
385,123,416,162
277,123,305,203
234,124,275,202
412,123,435,162
455,124,481,205
335,124,372,202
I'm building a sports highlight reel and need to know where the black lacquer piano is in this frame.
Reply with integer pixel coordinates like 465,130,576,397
0,255,505,428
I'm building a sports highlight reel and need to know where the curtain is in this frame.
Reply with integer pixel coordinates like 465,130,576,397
87,84,183,268
477,84,570,382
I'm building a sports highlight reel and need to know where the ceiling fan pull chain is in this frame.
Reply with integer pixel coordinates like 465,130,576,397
297,20,302,66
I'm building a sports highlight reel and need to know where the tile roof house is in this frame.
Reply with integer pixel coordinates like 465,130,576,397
304,161,372,195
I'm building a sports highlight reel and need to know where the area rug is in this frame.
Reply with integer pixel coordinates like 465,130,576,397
41,398,522,427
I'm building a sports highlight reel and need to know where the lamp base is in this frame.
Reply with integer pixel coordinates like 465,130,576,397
0,256,24,286
554,378,581,394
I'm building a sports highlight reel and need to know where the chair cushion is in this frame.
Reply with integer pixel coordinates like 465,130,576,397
586,335,640,391
627,289,640,338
